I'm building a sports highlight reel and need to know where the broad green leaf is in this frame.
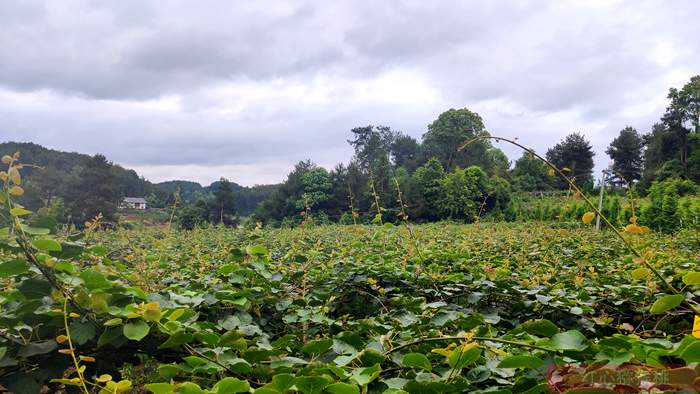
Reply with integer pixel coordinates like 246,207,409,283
447,344,480,370
123,319,150,341
18,340,57,357
18,277,52,299
680,341,700,363
549,330,588,351
402,353,432,371
178,382,205,394
145,383,175,394
520,319,559,337
213,377,250,394
0,260,29,277
325,382,360,394
497,355,544,369
10,207,31,216
682,272,700,286
650,294,684,314
302,338,333,356
20,225,50,235
350,364,382,386
69,320,96,345
293,376,331,394
630,267,651,280
159,330,193,349
32,239,62,252
79,270,111,290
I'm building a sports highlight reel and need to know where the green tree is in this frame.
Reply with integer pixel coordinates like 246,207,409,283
411,158,446,221
64,154,119,225
510,152,553,192
210,178,237,226
545,133,595,188
437,166,488,221
390,133,421,171
422,108,503,173
641,76,700,187
297,167,333,210
177,199,210,230
606,126,644,185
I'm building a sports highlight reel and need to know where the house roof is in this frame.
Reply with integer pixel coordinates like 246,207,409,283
123,197,147,204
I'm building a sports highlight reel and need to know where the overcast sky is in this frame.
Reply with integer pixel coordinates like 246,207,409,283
1,1,698,186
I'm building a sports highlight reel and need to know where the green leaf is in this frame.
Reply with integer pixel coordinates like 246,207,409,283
680,341,700,364
350,364,382,386
520,319,559,337
179,382,206,394
0,260,29,277
447,344,480,370
293,376,331,394
325,382,360,394
247,244,269,256
69,320,96,345
10,207,32,216
145,383,175,394
497,355,544,369
18,277,52,299
630,267,651,280
32,239,62,252
302,338,333,356
402,353,432,371
213,377,250,394
158,330,193,349
649,294,685,314
18,340,57,358
123,319,150,341
20,225,50,235
682,272,700,286
268,373,295,392
549,330,589,351
79,270,111,290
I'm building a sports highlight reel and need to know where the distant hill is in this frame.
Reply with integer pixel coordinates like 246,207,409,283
0,141,278,216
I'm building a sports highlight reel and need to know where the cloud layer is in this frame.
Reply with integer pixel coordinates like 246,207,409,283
1,0,699,185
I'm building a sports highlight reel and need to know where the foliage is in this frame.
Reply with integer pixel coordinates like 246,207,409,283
2,158,700,393
545,133,595,188
606,126,645,185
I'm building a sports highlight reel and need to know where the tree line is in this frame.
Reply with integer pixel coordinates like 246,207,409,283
252,75,699,226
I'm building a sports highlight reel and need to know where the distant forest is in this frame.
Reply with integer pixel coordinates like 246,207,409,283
1,75,698,229
0,141,277,226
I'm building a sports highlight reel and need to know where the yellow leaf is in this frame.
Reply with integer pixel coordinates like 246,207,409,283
8,167,21,185
79,355,95,362
582,212,595,225
58,348,74,355
547,168,555,177
69,312,80,318
9,186,24,196
693,316,700,339
1,155,11,165
56,335,69,344
96,374,113,383
0,171,7,181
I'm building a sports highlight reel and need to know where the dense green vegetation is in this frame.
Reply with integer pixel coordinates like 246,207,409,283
2,148,700,393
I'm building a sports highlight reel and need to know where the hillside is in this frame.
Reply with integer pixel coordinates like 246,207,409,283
0,141,277,216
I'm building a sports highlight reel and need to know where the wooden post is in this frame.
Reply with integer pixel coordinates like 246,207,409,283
595,171,606,231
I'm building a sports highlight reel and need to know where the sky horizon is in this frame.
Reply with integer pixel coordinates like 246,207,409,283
1,1,699,186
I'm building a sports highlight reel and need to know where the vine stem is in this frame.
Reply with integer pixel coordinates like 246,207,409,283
385,335,553,355
62,298,90,394
459,136,700,315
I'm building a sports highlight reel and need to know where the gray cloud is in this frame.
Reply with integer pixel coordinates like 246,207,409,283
1,0,699,185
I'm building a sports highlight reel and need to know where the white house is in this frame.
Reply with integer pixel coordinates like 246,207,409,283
120,197,147,210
